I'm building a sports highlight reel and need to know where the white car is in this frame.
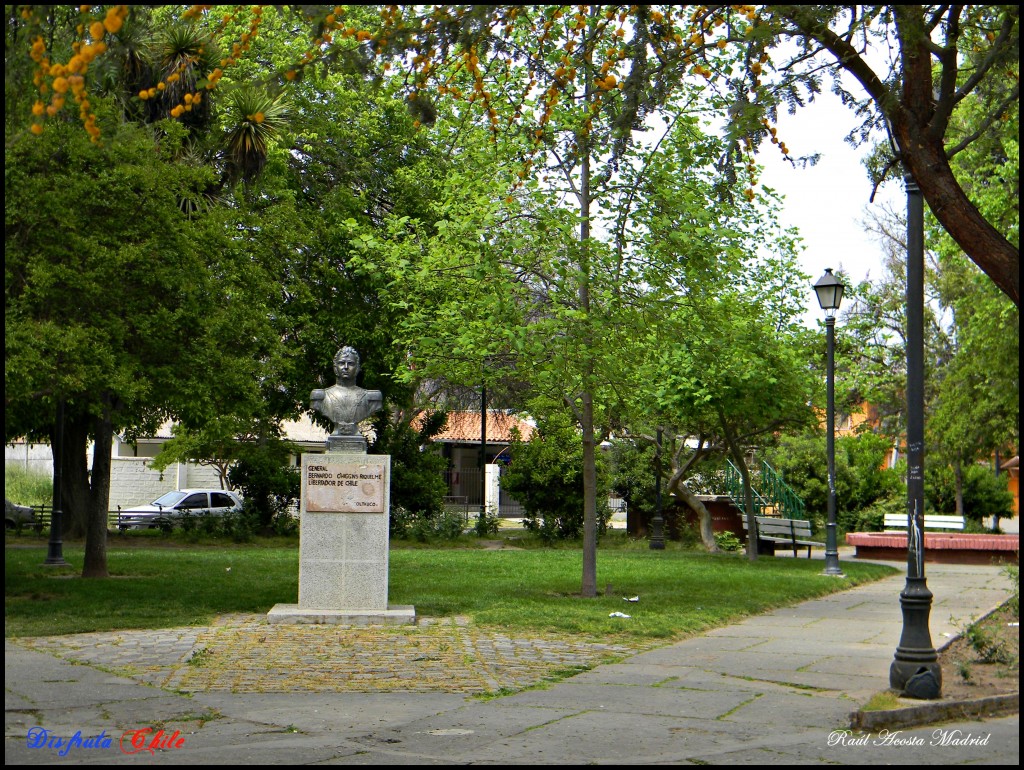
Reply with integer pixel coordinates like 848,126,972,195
117,489,243,530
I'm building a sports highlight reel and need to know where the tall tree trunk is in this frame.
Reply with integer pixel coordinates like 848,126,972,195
672,483,720,552
57,411,92,539
718,410,757,561
577,14,598,598
82,410,112,578
581,392,598,597
953,457,965,521
578,125,598,598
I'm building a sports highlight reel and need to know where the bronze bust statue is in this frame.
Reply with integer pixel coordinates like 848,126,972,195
311,346,382,451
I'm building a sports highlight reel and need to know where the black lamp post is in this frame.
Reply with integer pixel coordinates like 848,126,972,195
44,398,69,567
889,174,941,699
479,384,487,523
813,269,845,577
650,428,665,550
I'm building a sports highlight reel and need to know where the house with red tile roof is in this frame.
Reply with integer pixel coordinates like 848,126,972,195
411,410,535,508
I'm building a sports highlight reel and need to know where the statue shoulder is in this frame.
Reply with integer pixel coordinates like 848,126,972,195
311,388,326,402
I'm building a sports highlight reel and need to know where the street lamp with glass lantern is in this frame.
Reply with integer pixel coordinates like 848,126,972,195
814,268,845,577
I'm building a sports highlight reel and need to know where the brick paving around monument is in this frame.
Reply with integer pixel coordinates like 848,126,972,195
13,614,648,695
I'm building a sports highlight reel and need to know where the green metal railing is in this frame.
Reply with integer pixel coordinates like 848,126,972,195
724,461,771,517
725,459,806,520
757,459,806,520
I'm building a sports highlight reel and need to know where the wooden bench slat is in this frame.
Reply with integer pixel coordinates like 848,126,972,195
757,522,812,535
738,515,818,558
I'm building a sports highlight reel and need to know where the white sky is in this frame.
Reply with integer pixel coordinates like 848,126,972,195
755,88,902,325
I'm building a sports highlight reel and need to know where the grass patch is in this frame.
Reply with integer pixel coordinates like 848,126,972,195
5,541,896,640
4,465,54,507
861,690,904,711
5,544,297,636
390,548,896,640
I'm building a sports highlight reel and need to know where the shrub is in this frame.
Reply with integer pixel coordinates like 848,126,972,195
434,509,467,540
394,507,467,543
501,412,612,541
173,506,259,543
389,505,415,539
474,507,501,537
371,411,449,537
960,619,1012,664
851,494,904,532
1003,564,1019,617
714,530,743,552
925,462,1014,523
763,431,903,531
227,439,300,532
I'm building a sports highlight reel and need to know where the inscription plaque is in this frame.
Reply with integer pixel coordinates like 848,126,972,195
305,461,386,512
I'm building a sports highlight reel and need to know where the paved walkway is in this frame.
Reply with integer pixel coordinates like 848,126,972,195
5,557,1019,765
12,614,642,696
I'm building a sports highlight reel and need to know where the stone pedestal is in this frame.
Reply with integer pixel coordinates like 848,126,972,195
327,434,368,453
267,451,414,625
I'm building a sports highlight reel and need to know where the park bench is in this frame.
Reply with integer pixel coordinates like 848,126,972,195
741,515,818,558
882,513,965,531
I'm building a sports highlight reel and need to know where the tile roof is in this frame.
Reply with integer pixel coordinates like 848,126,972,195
413,411,534,444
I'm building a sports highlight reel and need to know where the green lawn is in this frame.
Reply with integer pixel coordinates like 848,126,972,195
5,539,897,639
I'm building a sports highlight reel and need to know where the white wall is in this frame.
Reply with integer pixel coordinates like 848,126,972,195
5,441,54,477
108,458,223,511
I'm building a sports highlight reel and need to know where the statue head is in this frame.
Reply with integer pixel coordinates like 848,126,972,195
333,346,360,384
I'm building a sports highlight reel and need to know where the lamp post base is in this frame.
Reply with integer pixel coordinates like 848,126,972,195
889,576,941,699
821,558,845,577
649,515,665,550
822,521,844,576
44,510,68,566
890,659,942,700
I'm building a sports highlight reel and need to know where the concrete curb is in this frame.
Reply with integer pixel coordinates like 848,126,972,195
850,693,1019,732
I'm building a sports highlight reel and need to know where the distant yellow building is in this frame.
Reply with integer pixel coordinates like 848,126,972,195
1000,456,1019,519
825,402,1019,519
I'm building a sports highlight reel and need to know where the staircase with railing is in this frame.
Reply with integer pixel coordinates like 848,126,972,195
724,459,806,520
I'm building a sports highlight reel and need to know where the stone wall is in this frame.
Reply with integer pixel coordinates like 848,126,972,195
108,458,223,511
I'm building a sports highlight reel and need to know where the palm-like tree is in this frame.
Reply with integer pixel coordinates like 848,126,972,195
222,86,291,184
152,24,218,131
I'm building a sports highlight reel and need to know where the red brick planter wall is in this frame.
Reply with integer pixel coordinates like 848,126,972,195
687,497,747,541
846,532,1019,565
